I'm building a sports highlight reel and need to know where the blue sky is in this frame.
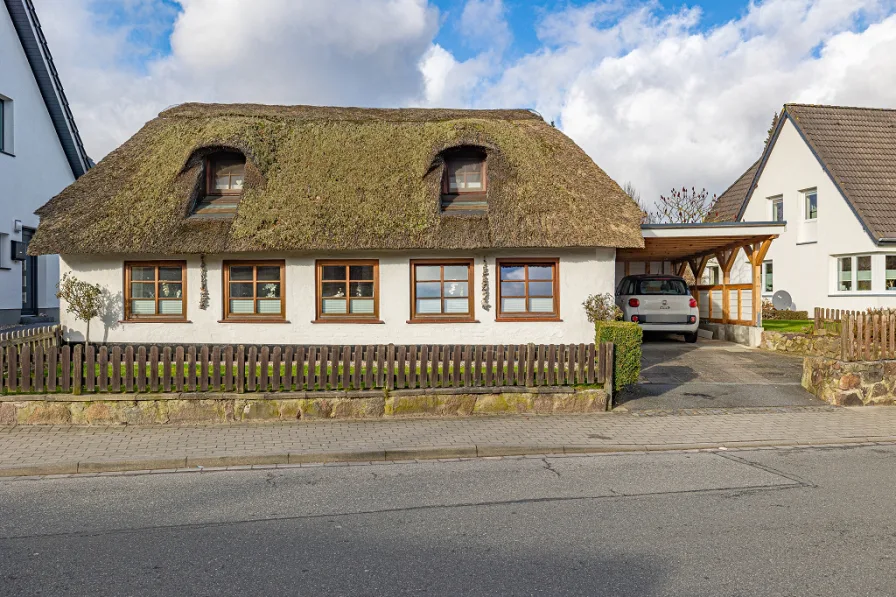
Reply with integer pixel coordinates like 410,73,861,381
35,0,896,204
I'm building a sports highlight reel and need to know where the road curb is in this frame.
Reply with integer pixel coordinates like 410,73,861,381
2,438,895,478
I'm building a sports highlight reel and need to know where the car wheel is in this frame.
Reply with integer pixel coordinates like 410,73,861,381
685,332,698,343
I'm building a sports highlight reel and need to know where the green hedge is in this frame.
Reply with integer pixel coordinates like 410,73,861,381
595,321,643,391
762,309,809,321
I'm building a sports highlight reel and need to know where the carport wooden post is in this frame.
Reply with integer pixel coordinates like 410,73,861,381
744,240,772,325
714,247,740,324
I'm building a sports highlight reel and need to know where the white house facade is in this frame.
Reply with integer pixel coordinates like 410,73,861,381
711,104,896,312
0,0,90,325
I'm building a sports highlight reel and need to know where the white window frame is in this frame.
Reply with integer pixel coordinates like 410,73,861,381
803,188,817,221
0,94,12,154
769,196,783,222
835,255,873,293
762,261,773,294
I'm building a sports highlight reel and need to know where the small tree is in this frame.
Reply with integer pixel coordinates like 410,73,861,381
583,293,622,323
652,186,718,224
56,273,103,345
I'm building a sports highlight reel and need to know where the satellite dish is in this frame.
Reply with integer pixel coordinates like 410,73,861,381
772,290,793,310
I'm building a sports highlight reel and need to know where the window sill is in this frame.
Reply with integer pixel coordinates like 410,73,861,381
495,316,562,322
406,318,480,324
828,292,895,297
311,318,385,324
795,241,818,245
119,319,192,324
218,318,290,324
0,149,14,157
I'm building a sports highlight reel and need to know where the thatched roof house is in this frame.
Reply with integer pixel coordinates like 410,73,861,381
30,103,643,255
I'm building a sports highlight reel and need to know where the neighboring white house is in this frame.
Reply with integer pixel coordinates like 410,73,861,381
0,0,90,325
711,104,896,312
29,103,645,345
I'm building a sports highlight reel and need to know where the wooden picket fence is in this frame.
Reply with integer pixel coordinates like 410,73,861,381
0,325,62,351
838,311,896,361
2,343,614,395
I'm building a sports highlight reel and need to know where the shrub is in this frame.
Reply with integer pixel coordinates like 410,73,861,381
596,321,642,391
762,299,808,321
583,293,622,323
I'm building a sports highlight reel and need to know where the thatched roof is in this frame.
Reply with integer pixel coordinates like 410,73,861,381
30,103,644,255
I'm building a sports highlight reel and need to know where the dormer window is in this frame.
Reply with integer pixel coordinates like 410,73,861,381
441,149,487,213
192,151,246,218
208,153,245,195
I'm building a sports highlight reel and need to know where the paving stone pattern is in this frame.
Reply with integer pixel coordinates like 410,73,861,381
2,407,896,474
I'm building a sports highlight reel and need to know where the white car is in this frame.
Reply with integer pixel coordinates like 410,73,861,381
616,274,700,343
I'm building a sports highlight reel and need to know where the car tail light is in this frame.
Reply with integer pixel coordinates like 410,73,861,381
628,298,640,308
689,298,697,308
689,315,697,324
631,315,640,323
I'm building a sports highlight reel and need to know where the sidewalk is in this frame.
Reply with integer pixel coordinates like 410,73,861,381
3,406,896,476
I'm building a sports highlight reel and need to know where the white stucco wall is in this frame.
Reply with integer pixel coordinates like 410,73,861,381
736,117,896,311
0,6,74,318
59,249,616,345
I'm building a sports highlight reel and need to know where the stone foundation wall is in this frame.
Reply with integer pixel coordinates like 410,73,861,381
803,357,896,406
0,387,608,425
762,330,840,357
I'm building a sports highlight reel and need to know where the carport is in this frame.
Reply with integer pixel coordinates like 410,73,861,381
616,222,785,342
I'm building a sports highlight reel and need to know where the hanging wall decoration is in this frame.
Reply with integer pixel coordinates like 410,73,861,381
199,254,210,310
481,257,491,310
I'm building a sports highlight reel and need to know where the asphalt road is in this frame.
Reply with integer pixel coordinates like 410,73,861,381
1,445,895,596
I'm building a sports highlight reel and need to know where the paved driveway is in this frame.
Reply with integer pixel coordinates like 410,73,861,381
615,334,823,411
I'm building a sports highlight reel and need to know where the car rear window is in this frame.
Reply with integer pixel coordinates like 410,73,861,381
636,279,689,295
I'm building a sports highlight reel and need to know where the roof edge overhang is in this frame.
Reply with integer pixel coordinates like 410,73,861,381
640,221,786,239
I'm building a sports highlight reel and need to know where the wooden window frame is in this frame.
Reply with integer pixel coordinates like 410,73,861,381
313,259,381,323
408,259,477,323
221,260,287,323
495,258,560,322
123,261,188,322
442,154,487,195
206,153,246,197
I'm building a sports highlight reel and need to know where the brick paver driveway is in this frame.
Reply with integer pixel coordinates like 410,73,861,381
615,335,821,411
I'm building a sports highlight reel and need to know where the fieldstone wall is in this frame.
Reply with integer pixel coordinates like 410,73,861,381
762,330,840,358
0,387,608,425
803,357,896,406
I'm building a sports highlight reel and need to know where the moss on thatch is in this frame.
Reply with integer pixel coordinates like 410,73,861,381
30,103,644,255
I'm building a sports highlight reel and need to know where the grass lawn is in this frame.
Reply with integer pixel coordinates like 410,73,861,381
763,320,813,333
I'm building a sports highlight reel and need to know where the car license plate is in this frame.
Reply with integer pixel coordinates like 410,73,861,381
660,305,671,310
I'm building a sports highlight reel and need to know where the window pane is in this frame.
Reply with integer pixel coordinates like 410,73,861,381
416,299,442,315
215,176,231,190
131,283,155,298
230,282,253,298
500,265,525,281
528,281,553,297
887,256,896,290
159,267,182,281
444,298,469,314
256,266,280,281
230,299,254,314
349,265,374,280
322,265,345,280
529,298,555,313
321,299,347,314
131,267,156,281
350,299,375,314
857,255,872,290
257,300,281,315
257,282,280,298
447,162,463,191
528,265,553,280
416,282,441,298
159,300,183,316
764,262,773,293
416,265,441,281
443,281,468,297
501,298,527,313
230,266,253,281
465,171,482,189
839,257,852,291
321,282,346,298
350,282,374,297
131,300,156,315
501,281,525,296
159,282,182,299
231,175,244,190
443,265,468,281
806,192,817,219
